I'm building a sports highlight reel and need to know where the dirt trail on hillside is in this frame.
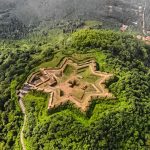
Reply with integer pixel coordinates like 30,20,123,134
19,99,26,150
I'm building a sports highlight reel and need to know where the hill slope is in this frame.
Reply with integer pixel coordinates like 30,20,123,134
0,29,150,149
0,0,150,38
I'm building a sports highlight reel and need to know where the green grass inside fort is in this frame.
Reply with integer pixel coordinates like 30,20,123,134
78,67,99,83
63,64,75,76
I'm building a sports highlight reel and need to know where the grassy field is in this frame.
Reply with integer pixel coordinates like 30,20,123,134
78,67,99,83
63,64,75,76
38,51,65,69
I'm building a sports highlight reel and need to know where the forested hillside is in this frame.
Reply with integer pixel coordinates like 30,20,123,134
1,0,150,39
0,29,63,149
0,28,150,149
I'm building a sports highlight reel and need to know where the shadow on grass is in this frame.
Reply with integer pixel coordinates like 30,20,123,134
47,98,117,120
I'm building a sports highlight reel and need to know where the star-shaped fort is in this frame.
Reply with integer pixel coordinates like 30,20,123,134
18,58,114,112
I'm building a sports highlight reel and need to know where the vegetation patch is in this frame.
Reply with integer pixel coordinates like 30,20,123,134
78,67,99,83
63,64,75,76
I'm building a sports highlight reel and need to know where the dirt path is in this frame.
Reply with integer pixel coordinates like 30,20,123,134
19,99,26,150
142,4,146,35
139,2,147,36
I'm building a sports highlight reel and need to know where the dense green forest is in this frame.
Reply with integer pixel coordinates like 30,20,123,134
0,28,150,149
0,29,63,149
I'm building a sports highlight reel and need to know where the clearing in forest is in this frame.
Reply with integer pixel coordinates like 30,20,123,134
19,58,114,112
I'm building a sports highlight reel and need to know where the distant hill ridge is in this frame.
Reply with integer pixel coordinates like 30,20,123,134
0,0,150,38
